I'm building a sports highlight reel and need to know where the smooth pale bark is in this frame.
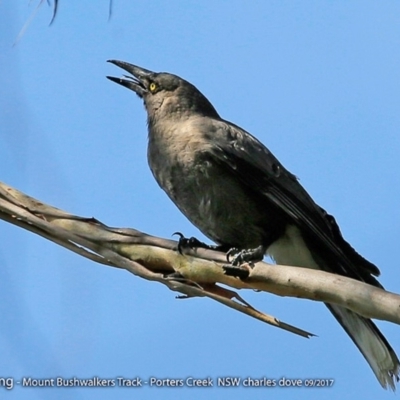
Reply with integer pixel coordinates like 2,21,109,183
1,181,399,340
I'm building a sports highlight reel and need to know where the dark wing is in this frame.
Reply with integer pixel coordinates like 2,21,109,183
207,119,381,287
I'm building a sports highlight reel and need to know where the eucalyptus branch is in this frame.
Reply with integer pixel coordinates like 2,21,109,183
1,181,399,343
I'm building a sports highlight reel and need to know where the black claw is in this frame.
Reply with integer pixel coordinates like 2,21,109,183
223,245,266,278
228,245,266,266
172,232,185,254
172,232,184,239
226,247,239,263
172,232,213,254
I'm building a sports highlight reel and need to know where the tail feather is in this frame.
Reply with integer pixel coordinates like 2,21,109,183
327,304,400,390
268,224,399,389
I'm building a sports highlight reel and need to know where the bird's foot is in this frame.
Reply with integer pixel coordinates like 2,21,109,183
173,232,214,254
226,245,266,265
223,245,266,279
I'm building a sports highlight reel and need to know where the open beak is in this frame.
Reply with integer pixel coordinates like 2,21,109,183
106,60,154,98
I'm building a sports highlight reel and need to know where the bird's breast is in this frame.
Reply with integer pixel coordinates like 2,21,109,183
147,135,275,247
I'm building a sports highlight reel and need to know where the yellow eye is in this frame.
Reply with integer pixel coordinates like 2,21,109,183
149,82,157,92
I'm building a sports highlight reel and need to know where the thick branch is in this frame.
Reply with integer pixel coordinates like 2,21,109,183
0,181,399,337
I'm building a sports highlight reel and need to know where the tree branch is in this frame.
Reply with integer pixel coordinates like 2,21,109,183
1,181,399,340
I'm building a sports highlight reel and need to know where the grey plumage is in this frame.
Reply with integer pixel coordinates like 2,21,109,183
107,60,399,389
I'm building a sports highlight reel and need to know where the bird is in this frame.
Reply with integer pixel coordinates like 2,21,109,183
107,59,399,389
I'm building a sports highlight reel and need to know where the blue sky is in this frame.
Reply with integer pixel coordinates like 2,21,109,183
1,1,400,399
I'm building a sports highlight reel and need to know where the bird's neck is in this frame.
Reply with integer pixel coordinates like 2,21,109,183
147,93,220,123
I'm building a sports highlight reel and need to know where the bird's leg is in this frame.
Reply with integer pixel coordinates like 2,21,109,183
223,245,267,279
173,232,226,254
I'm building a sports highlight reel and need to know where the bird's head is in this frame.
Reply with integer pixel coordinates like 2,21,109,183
107,60,219,122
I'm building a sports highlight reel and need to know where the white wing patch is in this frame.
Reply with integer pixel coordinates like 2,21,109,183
267,224,320,270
